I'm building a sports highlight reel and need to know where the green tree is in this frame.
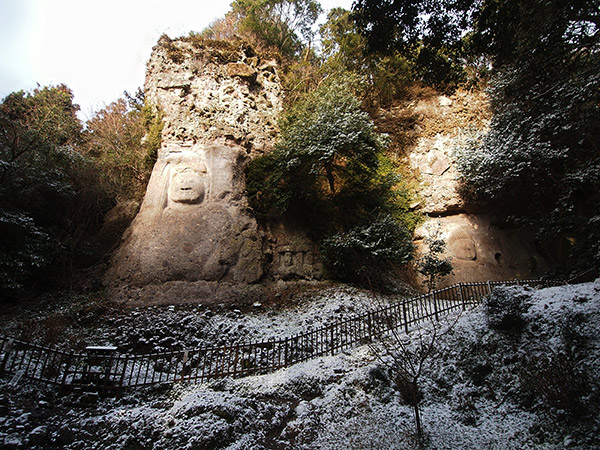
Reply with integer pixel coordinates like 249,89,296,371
416,225,453,292
247,80,389,227
456,0,600,267
231,0,323,58
247,80,416,283
0,84,82,182
0,85,108,298
319,8,414,105
351,0,477,89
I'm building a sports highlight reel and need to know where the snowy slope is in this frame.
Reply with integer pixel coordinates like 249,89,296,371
1,280,599,449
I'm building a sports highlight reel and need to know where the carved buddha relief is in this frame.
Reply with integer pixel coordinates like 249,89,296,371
167,162,208,209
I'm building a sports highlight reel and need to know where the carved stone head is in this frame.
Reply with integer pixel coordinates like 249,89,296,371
165,151,208,208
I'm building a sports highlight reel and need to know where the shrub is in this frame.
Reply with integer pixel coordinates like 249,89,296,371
519,351,590,418
484,286,531,333
321,215,414,283
416,225,453,291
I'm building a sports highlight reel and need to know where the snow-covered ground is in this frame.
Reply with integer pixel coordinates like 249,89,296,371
1,280,599,449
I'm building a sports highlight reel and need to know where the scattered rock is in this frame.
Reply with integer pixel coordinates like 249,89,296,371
27,426,48,445
57,425,75,445
438,95,453,106
3,435,23,450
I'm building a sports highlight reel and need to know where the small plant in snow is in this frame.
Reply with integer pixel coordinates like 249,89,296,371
416,223,453,292
370,316,459,447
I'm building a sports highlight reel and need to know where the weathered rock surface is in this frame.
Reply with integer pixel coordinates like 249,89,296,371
415,215,548,286
408,133,464,215
107,37,323,303
262,222,324,281
404,90,549,286
144,35,282,157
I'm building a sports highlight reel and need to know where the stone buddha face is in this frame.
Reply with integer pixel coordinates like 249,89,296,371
167,154,208,205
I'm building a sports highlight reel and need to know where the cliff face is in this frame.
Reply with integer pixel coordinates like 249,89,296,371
385,89,550,286
107,37,322,304
108,37,547,302
144,36,282,157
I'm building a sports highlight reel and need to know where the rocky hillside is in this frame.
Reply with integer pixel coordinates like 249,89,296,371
375,87,551,286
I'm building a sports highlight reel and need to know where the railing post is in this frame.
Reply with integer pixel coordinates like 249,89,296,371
486,281,493,295
0,338,14,373
432,291,439,321
402,302,409,334
118,356,128,389
181,349,189,381
61,351,75,389
458,283,466,309
330,324,335,356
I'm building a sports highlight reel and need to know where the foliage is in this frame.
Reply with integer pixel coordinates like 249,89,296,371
416,230,453,292
0,212,55,294
201,13,242,42
468,0,600,67
0,85,109,298
455,0,600,267
247,80,417,283
248,80,386,224
321,215,414,283
230,0,322,59
280,47,324,106
484,286,531,333
351,0,478,90
83,91,162,201
319,8,414,106
352,0,478,53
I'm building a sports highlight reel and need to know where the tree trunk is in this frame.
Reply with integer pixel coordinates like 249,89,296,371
324,163,336,195
411,380,423,447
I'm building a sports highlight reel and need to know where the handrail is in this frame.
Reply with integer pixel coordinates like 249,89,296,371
1,268,596,392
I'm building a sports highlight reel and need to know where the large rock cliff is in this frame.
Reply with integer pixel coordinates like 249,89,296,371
390,89,550,287
107,37,322,304
107,37,548,302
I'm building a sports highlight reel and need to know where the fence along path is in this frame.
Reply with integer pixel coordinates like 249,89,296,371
0,271,595,392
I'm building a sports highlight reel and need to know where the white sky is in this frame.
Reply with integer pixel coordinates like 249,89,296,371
0,0,354,120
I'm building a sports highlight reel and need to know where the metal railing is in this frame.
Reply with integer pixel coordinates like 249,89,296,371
1,269,595,392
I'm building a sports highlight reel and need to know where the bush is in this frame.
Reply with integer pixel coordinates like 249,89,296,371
321,215,413,283
519,351,590,418
416,225,453,291
484,286,531,333
246,80,418,283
